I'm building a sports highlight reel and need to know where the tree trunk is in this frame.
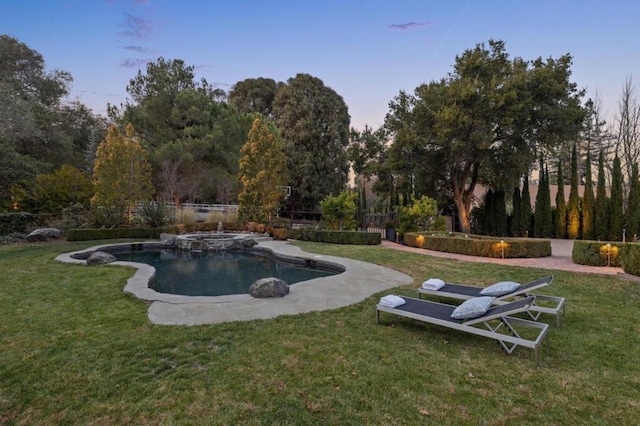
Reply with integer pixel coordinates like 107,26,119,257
455,196,472,234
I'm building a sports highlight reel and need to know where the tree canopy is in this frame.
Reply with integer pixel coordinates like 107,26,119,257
273,73,351,211
113,58,253,204
383,40,585,233
0,35,104,208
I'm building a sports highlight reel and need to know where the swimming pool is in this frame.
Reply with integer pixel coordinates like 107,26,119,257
114,248,339,296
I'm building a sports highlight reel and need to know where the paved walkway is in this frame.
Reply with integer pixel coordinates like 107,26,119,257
381,239,627,276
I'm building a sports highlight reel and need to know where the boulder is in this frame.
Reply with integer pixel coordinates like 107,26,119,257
25,228,62,242
249,277,290,298
86,251,117,265
160,233,177,247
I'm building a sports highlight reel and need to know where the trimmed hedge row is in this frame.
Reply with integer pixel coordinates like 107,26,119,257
66,226,179,241
290,228,381,245
572,240,624,267
403,233,551,258
620,244,640,276
0,213,35,235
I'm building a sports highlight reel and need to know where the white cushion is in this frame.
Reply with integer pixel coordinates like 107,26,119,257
479,281,520,297
450,296,495,320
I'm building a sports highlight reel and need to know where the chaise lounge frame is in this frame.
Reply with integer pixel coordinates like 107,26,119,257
376,296,549,365
417,275,566,328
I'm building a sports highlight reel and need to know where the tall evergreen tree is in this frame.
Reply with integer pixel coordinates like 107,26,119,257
483,188,495,235
566,144,581,239
609,155,624,241
581,152,595,240
555,160,567,238
534,159,553,237
542,166,554,237
495,189,508,237
92,123,154,217
594,150,609,240
521,175,533,237
511,185,522,237
626,163,640,241
273,73,350,211
238,118,289,223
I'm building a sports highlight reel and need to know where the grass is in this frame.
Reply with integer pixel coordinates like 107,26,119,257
1,240,639,424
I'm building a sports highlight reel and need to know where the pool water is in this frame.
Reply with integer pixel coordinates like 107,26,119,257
114,249,336,297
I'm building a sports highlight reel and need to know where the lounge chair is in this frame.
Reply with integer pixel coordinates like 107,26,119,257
376,296,549,365
418,275,566,328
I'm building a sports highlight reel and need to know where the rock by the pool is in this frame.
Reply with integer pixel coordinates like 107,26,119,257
25,228,62,242
160,233,177,246
86,251,117,265
249,277,290,298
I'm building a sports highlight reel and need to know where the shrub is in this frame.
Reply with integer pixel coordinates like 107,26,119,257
66,226,179,241
0,213,35,235
141,201,170,227
175,208,197,226
404,233,551,258
572,240,622,267
620,244,640,276
89,205,127,229
290,228,380,245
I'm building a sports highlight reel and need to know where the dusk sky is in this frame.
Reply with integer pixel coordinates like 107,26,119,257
1,0,638,130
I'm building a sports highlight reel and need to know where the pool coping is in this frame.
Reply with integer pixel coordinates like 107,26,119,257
55,239,414,325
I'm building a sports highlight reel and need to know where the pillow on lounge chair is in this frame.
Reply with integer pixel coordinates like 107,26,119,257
479,281,520,297
451,296,495,320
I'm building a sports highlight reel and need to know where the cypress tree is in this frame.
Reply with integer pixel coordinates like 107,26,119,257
594,150,609,240
609,155,624,241
484,188,495,235
521,175,533,237
626,163,640,241
581,151,595,240
566,144,580,239
534,158,552,238
512,185,522,237
555,160,567,239
542,166,554,237
495,189,507,237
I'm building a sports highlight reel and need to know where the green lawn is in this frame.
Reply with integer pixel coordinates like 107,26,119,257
1,240,639,424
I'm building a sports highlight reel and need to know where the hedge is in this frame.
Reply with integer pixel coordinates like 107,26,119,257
66,226,180,241
403,233,551,258
0,213,35,235
289,228,381,245
620,244,640,276
572,240,622,267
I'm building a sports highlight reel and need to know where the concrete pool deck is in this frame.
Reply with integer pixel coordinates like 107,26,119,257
56,239,413,326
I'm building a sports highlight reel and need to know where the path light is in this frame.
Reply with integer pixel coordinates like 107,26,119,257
501,240,505,259
607,243,612,267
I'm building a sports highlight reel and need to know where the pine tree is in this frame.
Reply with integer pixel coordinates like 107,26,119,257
626,163,640,241
511,185,522,237
521,175,533,237
609,155,624,241
92,123,154,217
566,144,581,239
581,152,595,240
555,160,567,239
594,150,609,240
238,118,289,223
